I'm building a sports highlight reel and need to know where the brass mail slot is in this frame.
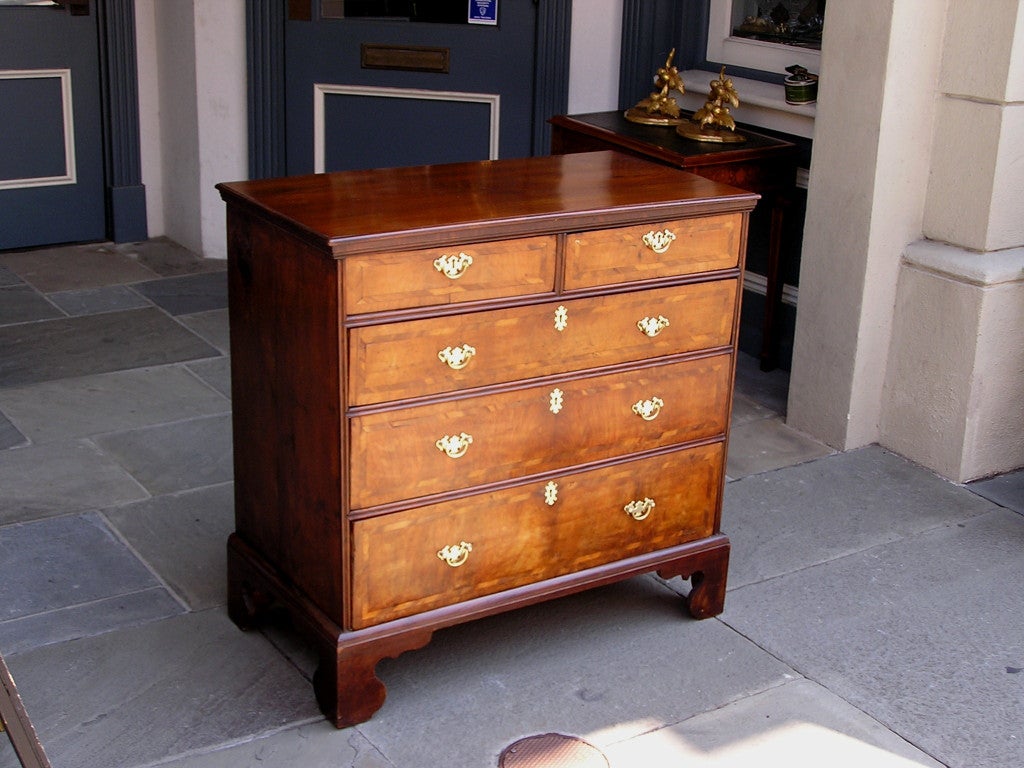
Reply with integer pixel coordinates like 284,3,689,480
361,43,450,74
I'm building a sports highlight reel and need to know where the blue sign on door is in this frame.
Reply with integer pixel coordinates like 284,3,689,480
468,0,497,25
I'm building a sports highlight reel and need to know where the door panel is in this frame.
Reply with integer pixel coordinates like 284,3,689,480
0,3,105,249
286,0,537,174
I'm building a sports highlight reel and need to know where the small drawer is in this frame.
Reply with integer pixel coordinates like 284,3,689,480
349,353,732,508
348,279,738,405
564,213,743,290
343,235,557,314
349,442,724,628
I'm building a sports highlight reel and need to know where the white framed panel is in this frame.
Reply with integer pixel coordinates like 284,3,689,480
706,2,821,76
0,68,76,189
312,83,500,173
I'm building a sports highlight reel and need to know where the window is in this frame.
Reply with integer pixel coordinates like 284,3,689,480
706,0,822,77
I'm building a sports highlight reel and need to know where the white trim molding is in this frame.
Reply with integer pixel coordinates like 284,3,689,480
0,68,76,189
706,2,821,76
312,83,500,174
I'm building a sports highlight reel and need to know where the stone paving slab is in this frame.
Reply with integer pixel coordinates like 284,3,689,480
726,415,832,479
722,508,1024,768
0,365,229,444
0,412,26,450
0,513,161,625
0,284,61,325
0,244,161,292
186,357,232,399
132,271,228,316
602,678,945,767
357,575,795,767
46,284,151,317
93,413,233,495
722,445,998,588
0,441,149,524
0,588,183,657
968,468,1024,515
103,483,234,611
2,609,321,768
0,307,220,387
177,308,230,354
155,724,393,768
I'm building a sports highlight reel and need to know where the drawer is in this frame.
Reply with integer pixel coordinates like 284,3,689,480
348,279,738,405
343,236,557,314
349,353,731,508
564,213,743,290
350,442,724,628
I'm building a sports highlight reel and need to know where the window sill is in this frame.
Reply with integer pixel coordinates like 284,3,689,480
678,70,816,140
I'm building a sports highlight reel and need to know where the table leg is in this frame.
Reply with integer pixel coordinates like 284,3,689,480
759,197,788,372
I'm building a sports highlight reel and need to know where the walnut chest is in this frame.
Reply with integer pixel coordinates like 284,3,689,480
217,151,757,727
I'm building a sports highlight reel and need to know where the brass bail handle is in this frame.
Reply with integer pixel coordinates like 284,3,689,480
624,497,655,521
642,229,676,254
437,541,473,567
433,252,474,279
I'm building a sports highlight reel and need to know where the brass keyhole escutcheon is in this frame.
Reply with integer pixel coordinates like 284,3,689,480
544,481,559,506
553,305,568,332
549,388,564,414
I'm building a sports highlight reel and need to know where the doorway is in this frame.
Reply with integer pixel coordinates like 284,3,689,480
0,1,105,250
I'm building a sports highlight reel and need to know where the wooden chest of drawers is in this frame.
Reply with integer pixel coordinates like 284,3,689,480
217,151,757,727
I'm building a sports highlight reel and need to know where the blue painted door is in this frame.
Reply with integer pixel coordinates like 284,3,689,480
286,0,538,174
0,2,105,250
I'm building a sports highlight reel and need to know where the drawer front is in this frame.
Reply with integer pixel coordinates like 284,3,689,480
350,442,724,628
564,214,742,290
344,236,557,314
348,279,737,406
349,354,731,508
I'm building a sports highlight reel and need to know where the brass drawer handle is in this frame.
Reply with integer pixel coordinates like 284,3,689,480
632,396,664,421
438,344,476,370
642,229,676,254
433,252,473,279
435,432,473,459
437,541,473,567
637,315,670,337
624,497,655,521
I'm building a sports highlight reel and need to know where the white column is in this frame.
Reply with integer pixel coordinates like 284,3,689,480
139,0,247,259
786,0,947,449
879,0,1024,480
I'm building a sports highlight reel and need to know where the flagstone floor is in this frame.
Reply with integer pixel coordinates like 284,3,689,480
1,240,1021,768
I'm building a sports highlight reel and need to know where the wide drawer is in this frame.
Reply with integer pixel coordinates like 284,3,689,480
349,353,731,508
343,235,557,314
350,441,724,628
564,213,743,290
348,279,738,406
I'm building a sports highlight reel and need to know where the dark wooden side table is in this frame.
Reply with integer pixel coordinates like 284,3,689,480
550,111,798,371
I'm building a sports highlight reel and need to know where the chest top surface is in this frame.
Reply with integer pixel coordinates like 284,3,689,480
216,151,758,256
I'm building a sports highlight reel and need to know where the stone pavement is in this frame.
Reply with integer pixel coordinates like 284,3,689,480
0,240,1021,767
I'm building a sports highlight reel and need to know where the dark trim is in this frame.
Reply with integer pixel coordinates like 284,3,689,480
618,0,684,111
532,0,572,155
96,0,148,242
247,0,287,179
